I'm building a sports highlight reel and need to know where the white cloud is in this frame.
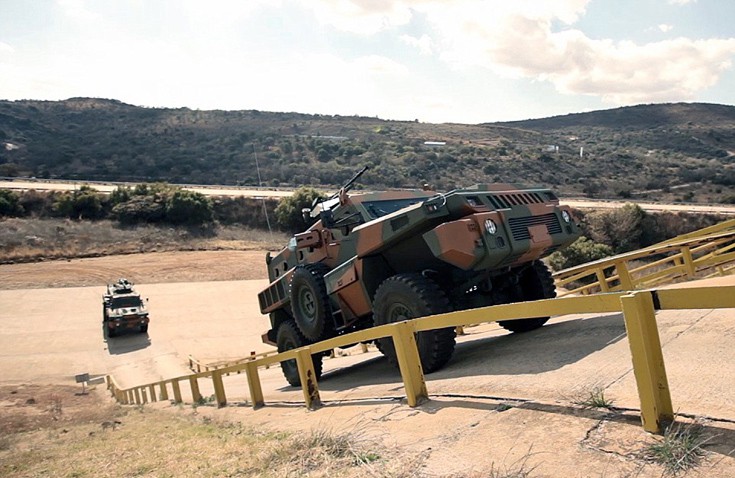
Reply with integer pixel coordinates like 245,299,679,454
0,42,14,55
400,34,433,55
302,0,419,34
669,0,696,5
56,0,100,22
658,24,674,33
303,0,735,106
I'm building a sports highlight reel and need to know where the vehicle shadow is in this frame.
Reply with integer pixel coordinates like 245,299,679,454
317,313,627,392
105,329,151,355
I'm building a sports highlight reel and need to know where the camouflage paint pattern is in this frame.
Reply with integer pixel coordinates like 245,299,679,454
257,183,580,342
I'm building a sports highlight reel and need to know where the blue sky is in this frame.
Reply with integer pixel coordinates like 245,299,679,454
1,0,734,123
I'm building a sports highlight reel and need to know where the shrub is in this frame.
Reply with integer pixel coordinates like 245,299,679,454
112,195,166,224
274,187,325,233
548,236,614,271
52,185,104,220
165,190,214,226
0,189,23,217
585,203,646,253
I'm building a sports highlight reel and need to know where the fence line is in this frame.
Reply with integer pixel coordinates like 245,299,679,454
552,218,735,296
107,283,735,434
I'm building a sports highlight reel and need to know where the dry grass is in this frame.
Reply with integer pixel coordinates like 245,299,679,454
0,402,429,478
0,218,289,263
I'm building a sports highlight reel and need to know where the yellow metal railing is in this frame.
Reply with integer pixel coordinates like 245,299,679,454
187,351,276,374
553,218,735,296
107,283,735,434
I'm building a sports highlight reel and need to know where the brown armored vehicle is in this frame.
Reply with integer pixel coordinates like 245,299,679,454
103,278,149,337
258,167,581,385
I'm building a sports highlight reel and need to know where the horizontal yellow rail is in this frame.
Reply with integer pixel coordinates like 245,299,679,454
553,219,735,296
187,350,277,374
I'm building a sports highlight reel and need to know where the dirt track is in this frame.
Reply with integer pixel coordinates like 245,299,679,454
2,252,735,476
0,250,268,289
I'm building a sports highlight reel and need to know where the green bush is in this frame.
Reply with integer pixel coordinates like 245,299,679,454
165,190,214,226
52,185,104,220
112,195,166,224
548,236,614,271
0,189,23,217
584,203,646,253
274,187,325,233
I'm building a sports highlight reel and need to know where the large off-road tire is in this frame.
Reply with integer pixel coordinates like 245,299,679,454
276,319,323,387
140,324,148,333
107,326,117,338
498,260,556,333
290,263,332,341
373,273,456,373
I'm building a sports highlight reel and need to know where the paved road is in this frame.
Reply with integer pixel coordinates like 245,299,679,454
3,178,734,215
1,277,734,421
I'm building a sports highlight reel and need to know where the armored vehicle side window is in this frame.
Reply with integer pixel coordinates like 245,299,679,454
363,198,423,219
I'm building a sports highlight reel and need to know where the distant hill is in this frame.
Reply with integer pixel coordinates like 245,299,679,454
0,98,733,204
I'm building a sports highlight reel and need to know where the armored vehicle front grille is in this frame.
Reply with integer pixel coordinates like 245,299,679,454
487,192,544,209
508,213,562,241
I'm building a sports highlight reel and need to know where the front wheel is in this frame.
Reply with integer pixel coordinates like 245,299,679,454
290,263,332,341
373,273,455,373
276,320,323,387
498,260,556,333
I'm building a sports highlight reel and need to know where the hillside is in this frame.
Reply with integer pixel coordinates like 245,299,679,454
0,99,734,203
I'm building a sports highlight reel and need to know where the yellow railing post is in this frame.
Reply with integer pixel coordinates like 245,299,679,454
680,246,696,278
296,348,322,410
134,388,142,405
391,321,428,407
189,376,202,403
126,390,134,404
148,384,157,402
595,268,609,292
141,388,149,404
245,361,264,409
171,379,183,404
212,370,227,408
159,381,169,401
615,261,635,290
620,291,673,433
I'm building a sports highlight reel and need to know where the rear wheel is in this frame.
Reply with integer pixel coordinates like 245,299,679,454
373,273,456,373
498,260,556,333
140,324,148,333
290,263,332,341
276,319,323,387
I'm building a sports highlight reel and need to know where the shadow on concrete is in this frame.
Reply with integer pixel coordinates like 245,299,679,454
316,313,626,392
106,330,151,355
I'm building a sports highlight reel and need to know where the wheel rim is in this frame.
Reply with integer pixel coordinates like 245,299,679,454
387,302,412,322
297,286,317,323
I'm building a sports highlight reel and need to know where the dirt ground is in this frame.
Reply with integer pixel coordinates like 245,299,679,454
0,250,268,289
2,251,735,477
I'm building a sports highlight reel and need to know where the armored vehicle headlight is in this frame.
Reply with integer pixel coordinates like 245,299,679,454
484,219,497,235
561,210,571,223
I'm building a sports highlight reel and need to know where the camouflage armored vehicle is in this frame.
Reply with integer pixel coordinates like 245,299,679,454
258,167,581,385
103,278,149,337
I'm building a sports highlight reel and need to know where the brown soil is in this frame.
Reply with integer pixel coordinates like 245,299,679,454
0,250,269,290
0,384,120,436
